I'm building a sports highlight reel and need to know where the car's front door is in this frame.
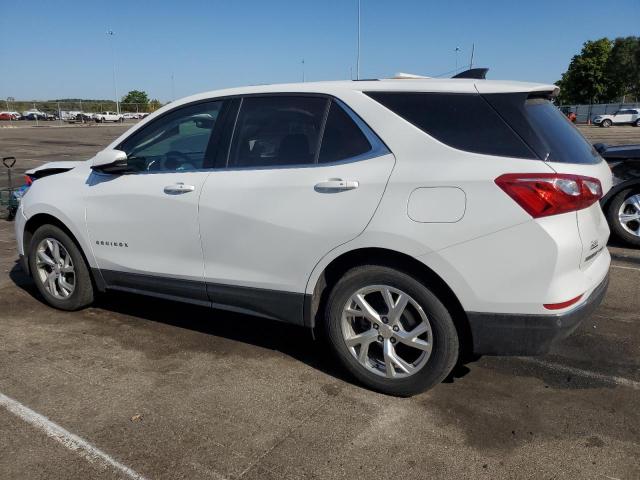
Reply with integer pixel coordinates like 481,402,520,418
198,95,395,323
85,100,227,303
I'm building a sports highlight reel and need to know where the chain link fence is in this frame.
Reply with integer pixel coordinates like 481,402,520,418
558,102,640,124
1,100,163,125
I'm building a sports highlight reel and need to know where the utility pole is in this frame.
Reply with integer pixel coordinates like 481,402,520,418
302,59,305,82
171,73,175,101
469,43,475,69
107,30,120,114
455,46,461,72
356,0,361,80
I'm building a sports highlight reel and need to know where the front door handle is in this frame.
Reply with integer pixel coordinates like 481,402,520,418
314,178,359,193
164,182,195,195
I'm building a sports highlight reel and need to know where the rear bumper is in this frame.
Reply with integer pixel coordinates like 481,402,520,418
467,273,609,356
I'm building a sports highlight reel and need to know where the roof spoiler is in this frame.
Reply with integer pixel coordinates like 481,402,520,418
452,68,488,79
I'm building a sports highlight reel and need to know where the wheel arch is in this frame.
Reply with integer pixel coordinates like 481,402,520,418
305,247,473,359
601,178,640,209
22,213,101,289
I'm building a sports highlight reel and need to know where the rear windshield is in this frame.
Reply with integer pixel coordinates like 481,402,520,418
523,98,601,164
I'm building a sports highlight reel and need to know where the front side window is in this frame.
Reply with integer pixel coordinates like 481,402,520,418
120,101,223,173
228,96,328,168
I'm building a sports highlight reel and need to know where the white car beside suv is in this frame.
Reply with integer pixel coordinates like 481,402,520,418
94,111,124,123
593,108,640,127
15,77,612,396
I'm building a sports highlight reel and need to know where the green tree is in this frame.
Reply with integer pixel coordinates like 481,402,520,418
604,36,640,101
148,99,163,111
121,90,150,110
556,38,612,104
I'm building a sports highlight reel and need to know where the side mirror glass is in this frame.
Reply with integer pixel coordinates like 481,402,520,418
91,149,128,173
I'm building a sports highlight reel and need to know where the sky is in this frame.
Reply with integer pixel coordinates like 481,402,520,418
1,0,638,102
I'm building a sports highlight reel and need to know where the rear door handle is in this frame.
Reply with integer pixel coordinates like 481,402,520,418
164,182,195,195
314,178,359,193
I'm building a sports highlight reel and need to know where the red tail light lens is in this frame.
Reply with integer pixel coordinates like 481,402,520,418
495,173,602,218
544,294,583,310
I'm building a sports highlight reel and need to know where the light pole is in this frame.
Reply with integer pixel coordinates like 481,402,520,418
455,46,460,72
301,59,305,82
107,30,120,114
356,0,361,80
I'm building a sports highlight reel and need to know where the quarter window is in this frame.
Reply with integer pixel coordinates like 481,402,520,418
228,96,328,168
119,101,223,173
366,91,535,158
318,101,372,163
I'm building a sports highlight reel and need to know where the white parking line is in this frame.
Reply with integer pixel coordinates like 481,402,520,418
0,391,148,480
611,264,640,272
519,358,640,390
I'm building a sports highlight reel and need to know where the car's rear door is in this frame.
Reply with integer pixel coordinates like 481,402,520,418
198,95,394,323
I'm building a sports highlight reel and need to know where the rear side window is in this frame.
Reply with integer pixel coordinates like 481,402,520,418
318,101,372,163
228,96,328,168
365,92,534,158
522,98,600,164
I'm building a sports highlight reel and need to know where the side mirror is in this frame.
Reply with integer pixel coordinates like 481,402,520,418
91,149,128,173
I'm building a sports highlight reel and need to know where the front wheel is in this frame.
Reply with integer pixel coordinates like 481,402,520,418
324,265,459,396
607,188,640,248
601,119,612,128
27,224,94,310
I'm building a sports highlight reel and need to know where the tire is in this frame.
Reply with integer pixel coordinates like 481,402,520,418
601,119,612,128
27,224,94,310
324,265,459,396
606,188,640,248
634,119,640,127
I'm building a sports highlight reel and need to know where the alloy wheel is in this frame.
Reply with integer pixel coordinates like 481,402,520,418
341,285,433,379
619,194,640,237
35,238,76,299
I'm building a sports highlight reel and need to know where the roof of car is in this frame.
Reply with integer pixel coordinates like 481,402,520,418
167,78,558,109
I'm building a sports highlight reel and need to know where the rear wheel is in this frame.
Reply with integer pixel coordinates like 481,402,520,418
607,188,640,247
635,119,640,127
324,265,459,396
27,224,94,310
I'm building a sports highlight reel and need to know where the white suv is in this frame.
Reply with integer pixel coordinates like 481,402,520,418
15,78,612,396
593,108,640,127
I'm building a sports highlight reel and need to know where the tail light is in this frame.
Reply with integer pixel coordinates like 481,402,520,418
495,173,602,218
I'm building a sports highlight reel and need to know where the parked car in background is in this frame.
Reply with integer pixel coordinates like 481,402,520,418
42,111,59,120
593,109,640,127
122,112,142,119
94,111,124,123
595,143,640,247
0,111,21,120
15,77,611,396
66,113,94,124
0,112,16,120
21,110,51,121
